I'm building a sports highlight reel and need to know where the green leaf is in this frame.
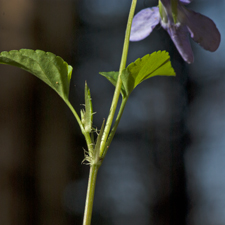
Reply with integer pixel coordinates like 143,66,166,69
0,49,73,101
82,82,93,133
99,51,175,98
99,71,127,98
121,51,175,96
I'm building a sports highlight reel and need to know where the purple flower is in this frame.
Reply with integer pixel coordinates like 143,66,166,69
130,0,221,63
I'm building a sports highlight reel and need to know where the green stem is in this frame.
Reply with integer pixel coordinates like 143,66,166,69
102,97,128,159
99,0,137,157
64,99,94,152
82,165,99,225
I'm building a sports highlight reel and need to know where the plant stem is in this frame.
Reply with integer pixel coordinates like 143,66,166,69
99,0,137,157
82,165,99,225
82,2,137,225
102,97,128,159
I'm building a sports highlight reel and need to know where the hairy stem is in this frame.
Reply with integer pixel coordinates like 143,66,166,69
65,99,94,152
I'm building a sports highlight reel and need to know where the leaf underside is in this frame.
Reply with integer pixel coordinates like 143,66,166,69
0,49,73,101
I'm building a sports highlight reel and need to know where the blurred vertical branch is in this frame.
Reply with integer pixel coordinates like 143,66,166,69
150,78,189,225
33,1,75,225
0,0,77,225
0,1,37,224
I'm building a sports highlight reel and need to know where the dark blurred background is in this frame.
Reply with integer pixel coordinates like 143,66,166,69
0,0,224,225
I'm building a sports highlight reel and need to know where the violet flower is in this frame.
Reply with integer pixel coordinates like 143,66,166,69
130,0,221,63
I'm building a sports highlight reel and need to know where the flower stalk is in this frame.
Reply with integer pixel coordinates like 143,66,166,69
82,1,137,224
99,0,137,158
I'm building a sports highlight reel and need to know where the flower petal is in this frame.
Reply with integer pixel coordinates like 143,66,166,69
180,7,221,52
162,21,194,63
179,0,192,4
130,7,160,41
160,0,191,7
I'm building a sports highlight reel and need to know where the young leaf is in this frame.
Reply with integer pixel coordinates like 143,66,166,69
83,82,93,133
99,71,127,98
0,49,73,101
121,51,175,96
